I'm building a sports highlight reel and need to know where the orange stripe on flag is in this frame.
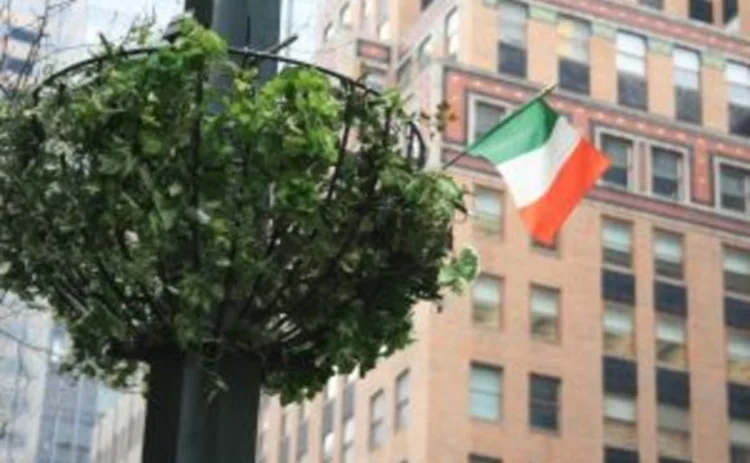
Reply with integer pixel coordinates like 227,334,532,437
518,139,611,245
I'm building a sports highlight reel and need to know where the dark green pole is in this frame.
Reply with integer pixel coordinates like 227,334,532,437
141,2,280,463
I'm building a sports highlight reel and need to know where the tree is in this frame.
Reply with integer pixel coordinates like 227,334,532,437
0,18,477,461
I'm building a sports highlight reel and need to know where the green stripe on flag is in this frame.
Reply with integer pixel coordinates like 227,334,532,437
467,99,559,165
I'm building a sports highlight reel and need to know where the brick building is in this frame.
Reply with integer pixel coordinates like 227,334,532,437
263,0,750,462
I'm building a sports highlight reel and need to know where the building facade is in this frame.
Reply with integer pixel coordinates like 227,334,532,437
35,326,100,463
89,392,145,463
0,297,54,463
260,1,750,462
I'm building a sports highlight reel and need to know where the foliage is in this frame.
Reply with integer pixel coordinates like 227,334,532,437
0,19,477,402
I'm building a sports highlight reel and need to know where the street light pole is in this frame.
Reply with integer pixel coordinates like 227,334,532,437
140,2,281,463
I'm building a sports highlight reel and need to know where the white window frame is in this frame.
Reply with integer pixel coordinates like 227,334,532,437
714,156,750,219
594,127,638,192
467,93,514,144
647,142,691,204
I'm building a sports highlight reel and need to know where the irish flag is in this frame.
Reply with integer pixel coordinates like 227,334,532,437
467,95,610,245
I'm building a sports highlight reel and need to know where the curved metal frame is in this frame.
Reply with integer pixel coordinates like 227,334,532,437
33,45,428,168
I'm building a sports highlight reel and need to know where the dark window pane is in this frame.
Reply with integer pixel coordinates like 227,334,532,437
322,400,334,434
530,404,558,430
601,135,631,188
9,27,37,43
602,270,636,305
559,58,590,95
725,0,739,24
652,148,682,201
474,102,506,141
296,420,308,458
605,447,640,463
498,42,526,78
730,104,750,137
604,356,638,395
675,87,701,124
4,56,33,75
689,0,713,23
657,369,690,407
654,282,688,316
721,164,748,213
731,446,750,463
640,0,663,9
469,455,502,463
530,375,559,431
659,458,691,463
343,383,355,419
728,382,750,420
618,73,648,110
725,297,750,330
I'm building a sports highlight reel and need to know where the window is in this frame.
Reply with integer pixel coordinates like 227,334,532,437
498,1,528,78
469,456,502,463
473,186,503,233
651,147,684,201
727,62,750,137
654,231,683,280
369,390,385,449
656,315,688,369
342,417,355,463
689,0,713,23
604,394,637,425
616,32,648,110
445,8,459,59
602,219,633,268
417,35,433,69
473,101,506,142
470,364,503,421
726,0,739,25
658,404,691,458
9,27,36,43
340,2,352,27
421,0,434,10
472,275,502,328
720,164,750,214
323,23,334,42
673,47,701,124
530,374,560,431
640,0,663,9
557,16,590,95
530,285,560,342
731,419,750,463
3,57,32,76
395,370,409,430
604,303,635,358
729,331,750,383
377,0,390,40
725,247,750,296
605,447,640,463
600,134,633,188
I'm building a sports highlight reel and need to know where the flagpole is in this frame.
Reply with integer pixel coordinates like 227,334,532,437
441,82,559,171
